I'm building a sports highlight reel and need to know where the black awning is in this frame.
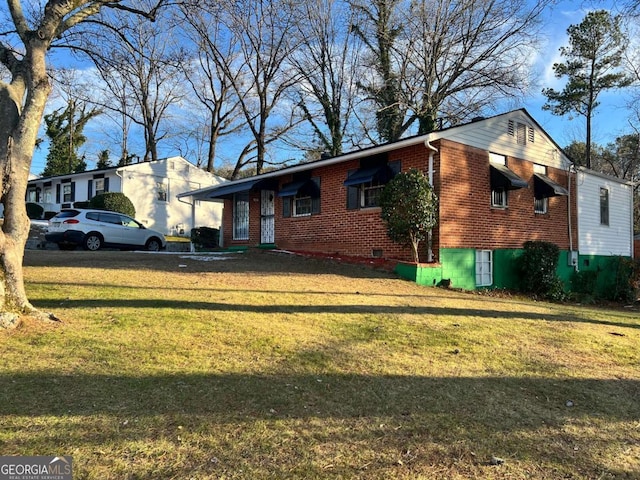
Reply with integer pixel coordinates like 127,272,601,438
490,163,528,190
278,179,320,197
206,177,280,199
534,173,569,199
207,179,261,199
343,164,393,186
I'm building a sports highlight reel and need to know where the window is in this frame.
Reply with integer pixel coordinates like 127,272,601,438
491,188,507,208
43,187,52,204
534,197,548,214
233,192,250,240
600,187,609,226
489,154,508,208
361,181,385,208
281,177,321,218
346,160,401,209
533,164,547,214
95,179,105,196
26,189,37,202
293,196,312,216
476,250,493,287
157,182,168,202
62,184,72,203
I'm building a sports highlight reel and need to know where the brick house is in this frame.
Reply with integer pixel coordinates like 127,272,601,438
180,109,634,290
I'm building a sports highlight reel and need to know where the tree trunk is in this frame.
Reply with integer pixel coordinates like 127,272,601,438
0,43,55,327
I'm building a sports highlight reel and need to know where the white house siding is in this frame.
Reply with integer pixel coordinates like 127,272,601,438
26,156,224,236
119,157,223,235
434,110,572,171
577,169,633,257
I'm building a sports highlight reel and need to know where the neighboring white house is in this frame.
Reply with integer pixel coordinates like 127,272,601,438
26,156,225,236
577,167,634,257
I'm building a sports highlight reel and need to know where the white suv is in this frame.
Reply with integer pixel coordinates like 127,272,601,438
45,209,167,251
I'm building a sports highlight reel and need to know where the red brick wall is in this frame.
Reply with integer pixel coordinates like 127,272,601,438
221,138,578,261
436,139,578,251
275,144,429,260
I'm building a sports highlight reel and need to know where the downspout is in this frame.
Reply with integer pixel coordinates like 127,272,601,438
567,164,577,271
177,194,198,253
424,135,438,262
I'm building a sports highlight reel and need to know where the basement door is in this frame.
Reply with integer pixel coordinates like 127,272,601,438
260,190,275,244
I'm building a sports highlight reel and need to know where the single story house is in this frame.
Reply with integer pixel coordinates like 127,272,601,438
178,109,634,291
27,156,225,236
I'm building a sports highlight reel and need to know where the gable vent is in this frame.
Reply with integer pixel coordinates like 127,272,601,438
507,120,515,136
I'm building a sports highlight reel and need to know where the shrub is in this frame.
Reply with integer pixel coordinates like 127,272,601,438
518,241,566,301
606,256,639,303
89,192,135,217
379,169,438,263
26,202,44,220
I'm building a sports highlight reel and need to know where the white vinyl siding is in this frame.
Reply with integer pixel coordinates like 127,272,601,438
577,170,633,256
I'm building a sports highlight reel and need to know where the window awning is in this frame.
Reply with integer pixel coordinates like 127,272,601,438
206,178,278,199
343,164,393,186
534,173,568,199
490,163,528,190
278,179,320,197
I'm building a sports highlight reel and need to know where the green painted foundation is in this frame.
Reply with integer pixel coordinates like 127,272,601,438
394,262,443,286
396,248,630,294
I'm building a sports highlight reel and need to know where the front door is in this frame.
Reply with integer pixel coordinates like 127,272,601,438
260,190,275,244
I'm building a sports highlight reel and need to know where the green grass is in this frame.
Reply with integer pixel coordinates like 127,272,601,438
1,250,639,479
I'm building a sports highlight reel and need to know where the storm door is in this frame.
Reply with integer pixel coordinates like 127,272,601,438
260,190,275,244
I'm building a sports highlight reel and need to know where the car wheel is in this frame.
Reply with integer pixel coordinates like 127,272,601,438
83,233,103,251
145,237,162,252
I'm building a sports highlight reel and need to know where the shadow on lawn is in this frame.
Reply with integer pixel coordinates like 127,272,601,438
23,249,397,279
1,372,638,477
31,296,640,331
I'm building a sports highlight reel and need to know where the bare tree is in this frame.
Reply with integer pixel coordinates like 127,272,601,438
0,0,165,326
177,1,245,172
404,0,551,134
350,0,408,142
289,0,361,156
349,0,552,140
78,3,183,162
206,0,302,177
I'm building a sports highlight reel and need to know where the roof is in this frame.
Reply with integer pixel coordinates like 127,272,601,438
28,156,221,183
177,109,567,199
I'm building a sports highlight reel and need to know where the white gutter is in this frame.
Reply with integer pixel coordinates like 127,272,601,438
177,135,434,200
424,135,439,262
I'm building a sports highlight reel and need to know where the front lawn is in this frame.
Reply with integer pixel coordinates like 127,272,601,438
1,249,638,479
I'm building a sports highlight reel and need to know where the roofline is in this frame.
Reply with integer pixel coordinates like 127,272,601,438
180,108,579,199
576,166,635,186
27,156,203,183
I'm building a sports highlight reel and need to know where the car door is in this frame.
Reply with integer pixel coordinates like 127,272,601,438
96,212,126,245
117,214,149,247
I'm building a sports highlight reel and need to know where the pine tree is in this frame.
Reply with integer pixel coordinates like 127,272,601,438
542,10,632,169
41,99,101,176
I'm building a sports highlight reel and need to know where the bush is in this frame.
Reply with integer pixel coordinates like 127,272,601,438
518,241,566,301
89,192,135,217
606,256,639,303
26,202,44,220
379,169,438,263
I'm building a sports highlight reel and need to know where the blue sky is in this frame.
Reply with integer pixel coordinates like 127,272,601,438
522,0,636,148
30,0,636,176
